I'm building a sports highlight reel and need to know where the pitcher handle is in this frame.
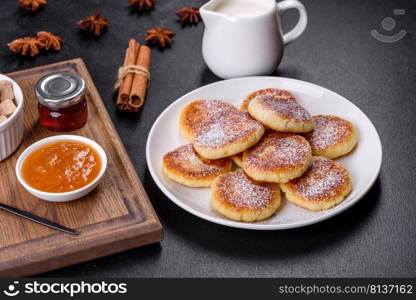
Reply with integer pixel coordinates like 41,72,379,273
277,0,308,45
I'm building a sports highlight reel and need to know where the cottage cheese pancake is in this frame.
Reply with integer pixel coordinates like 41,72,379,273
248,94,313,133
211,170,281,222
231,153,243,168
242,132,312,183
280,156,352,211
163,144,232,187
307,115,357,158
179,100,265,159
240,88,296,111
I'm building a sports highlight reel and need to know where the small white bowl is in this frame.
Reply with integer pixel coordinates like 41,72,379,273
0,74,24,161
16,135,107,202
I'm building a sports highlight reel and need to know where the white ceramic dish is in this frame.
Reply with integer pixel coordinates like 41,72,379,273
16,135,107,202
0,74,24,162
146,77,382,230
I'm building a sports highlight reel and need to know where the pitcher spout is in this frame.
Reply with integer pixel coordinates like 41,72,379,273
200,0,237,26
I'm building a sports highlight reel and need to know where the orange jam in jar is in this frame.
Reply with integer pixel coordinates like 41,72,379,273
22,141,101,193
35,72,88,132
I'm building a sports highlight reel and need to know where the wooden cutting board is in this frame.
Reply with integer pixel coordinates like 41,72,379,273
0,58,163,277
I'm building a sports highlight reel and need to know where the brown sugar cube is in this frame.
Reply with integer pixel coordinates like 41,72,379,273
0,99,17,117
0,81,14,102
0,115,7,123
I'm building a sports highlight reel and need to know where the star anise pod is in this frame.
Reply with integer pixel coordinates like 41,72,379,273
145,27,175,48
76,13,110,37
176,7,200,24
18,0,47,12
129,0,155,11
7,37,44,57
36,31,63,51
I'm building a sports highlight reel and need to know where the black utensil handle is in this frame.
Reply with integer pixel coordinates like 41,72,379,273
0,203,78,235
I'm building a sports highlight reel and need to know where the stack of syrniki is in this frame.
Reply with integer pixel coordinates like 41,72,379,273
162,88,358,222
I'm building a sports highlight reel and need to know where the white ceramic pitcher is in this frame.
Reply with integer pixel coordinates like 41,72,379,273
200,0,307,79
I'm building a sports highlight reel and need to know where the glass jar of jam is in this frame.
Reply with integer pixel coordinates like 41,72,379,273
35,72,87,131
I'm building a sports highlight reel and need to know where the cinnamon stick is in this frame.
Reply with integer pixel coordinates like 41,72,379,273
116,39,139,111
129,45,151,112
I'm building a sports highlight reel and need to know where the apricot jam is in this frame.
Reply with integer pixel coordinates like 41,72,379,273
22,141,101,193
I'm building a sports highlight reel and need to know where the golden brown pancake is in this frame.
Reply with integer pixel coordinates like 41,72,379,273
163,144,232,187
242,132,312,183
240,88,295,111
306,115,357,158
280,156,352,210
211,170,281,222
231,153,243,168
179,100,265,159
248,94,314,133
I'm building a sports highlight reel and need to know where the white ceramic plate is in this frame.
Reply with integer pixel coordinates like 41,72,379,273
146,77,382,230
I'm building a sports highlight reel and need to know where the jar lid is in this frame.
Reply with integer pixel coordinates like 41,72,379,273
35,72,86,109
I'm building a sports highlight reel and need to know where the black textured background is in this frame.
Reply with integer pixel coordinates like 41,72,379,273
0,0,415,277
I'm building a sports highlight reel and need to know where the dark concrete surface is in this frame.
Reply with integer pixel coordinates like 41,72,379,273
0,0,415,277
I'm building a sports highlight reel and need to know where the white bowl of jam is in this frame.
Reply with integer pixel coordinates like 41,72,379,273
16,135,107,202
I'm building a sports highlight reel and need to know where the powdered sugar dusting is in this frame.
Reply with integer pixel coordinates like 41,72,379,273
256,94,311,121
196,123,226,147
308,115,352,150
189,100,262,147
216,170,275,209
244,132,311,169
164,144,230,177
288,157,349,200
